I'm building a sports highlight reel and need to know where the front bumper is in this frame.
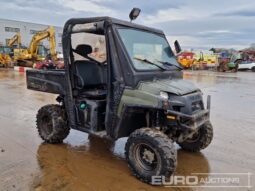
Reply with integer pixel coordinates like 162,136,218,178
166,95,211,130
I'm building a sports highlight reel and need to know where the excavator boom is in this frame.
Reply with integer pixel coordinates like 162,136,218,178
8,32,21,48
28,26,57,60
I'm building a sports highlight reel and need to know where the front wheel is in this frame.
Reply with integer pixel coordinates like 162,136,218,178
125,128,177,184
36,104,70,144
178,122,213,152
252,67,255,72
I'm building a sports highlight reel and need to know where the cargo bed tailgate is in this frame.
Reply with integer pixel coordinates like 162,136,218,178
26,69,67,95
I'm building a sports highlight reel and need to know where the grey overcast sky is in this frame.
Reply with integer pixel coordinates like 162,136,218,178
1,0,254,50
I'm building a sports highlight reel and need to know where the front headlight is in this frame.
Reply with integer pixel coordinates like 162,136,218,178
159,91,169,100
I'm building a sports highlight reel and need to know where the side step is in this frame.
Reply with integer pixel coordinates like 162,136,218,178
91,130,108,138
74,126,111,140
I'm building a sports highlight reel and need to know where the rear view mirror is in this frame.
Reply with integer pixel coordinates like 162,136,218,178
129,8,141,22
174,40,182,54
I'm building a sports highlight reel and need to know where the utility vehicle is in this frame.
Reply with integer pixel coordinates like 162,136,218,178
26,10,213,184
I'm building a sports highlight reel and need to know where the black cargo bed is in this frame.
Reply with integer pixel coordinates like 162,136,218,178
26,69,67,95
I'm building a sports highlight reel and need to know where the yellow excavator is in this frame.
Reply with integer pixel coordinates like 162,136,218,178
0,33,20,67
8,32,21,49
15,26,57,67
0,46,12,67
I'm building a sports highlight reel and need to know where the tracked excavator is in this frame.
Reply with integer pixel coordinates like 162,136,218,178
0,33,20,67
15,26,57,67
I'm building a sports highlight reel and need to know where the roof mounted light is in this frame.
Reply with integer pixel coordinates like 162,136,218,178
129,8,141,22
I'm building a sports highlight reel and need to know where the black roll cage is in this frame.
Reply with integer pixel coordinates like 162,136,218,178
61,17,182,138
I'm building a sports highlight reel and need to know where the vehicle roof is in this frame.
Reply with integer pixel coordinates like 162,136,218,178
64,16,164,35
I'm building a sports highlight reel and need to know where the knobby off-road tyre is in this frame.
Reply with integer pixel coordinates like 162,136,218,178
178,121,213,152
125,128,177,184
36,104,70,144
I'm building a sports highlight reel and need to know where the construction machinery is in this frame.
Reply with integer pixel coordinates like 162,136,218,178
0,32,22,67
15,26,57,67
8,32,21,49
0,46,12,67
177,51,194,68
210,48,242,72
8,32,22,60
192,51,218,70
177,50,218,70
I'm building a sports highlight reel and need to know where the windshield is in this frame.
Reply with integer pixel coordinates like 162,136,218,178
117,28,180,70
37,45,48,57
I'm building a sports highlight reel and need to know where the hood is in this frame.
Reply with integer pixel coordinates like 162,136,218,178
138,79,200,96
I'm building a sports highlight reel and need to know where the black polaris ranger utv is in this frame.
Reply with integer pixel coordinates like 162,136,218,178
26,12,213,183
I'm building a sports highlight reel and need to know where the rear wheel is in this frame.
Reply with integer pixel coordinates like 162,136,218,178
125,128,177,184
36,104,70,144
178,122,213,152
252,67,255,72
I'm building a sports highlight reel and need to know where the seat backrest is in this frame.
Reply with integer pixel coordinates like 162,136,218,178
74,44,93,59
75,60,107,88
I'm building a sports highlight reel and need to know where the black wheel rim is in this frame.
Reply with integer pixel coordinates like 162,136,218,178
133,143,159,172
185,131,201,143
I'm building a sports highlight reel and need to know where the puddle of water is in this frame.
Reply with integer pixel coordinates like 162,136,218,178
33,131,210,191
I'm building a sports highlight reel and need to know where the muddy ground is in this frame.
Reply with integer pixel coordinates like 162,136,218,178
0,69,254,191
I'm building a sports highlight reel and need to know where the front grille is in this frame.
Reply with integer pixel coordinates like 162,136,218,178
172,106,181,112
191,101,203,113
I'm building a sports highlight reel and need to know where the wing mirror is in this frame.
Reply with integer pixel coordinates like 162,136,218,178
174,40,182,54
129,8,141,22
